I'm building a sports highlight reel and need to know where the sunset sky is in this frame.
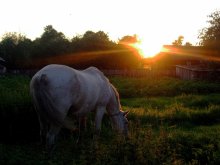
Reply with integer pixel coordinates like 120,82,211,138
0,0,219,57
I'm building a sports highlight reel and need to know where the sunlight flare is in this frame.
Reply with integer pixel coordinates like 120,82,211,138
131,39,163,58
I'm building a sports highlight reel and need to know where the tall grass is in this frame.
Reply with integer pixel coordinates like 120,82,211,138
0,75,38,143
0,75,31,110
123,94,220,126
1,75,220,164
110,76,220,97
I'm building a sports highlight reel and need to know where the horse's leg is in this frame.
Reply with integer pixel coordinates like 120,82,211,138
38,115,48,145
46,124,61,155
79,116,87,130
94,106,106,137
76,116,87,143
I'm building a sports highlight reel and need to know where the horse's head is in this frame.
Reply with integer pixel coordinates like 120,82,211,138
110,110,129,136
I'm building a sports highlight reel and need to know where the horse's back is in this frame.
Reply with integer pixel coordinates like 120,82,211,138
81,66,109,88
82,67,112,100
31,64,117,119
67,66,114,114
32,64,76,86
30,65,80,119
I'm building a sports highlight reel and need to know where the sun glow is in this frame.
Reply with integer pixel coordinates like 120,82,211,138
132,39,163,58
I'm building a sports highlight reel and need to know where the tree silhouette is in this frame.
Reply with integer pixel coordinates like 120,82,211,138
116,35,141,69
118,35,139,45
172,36,184,46
32,25,70,57
184,42,192,47
0,32,32,68
0,26,142,69
198,10,220,48
76,30,114,51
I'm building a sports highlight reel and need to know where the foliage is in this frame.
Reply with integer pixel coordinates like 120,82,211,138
1,75,220,164
0,26,142,69
198,10,220,48
32,25,70,58
172,36,193,46
118,35,139,45
0,33,32,68
184,42,192,47
172,35,184,46
76,30,114,51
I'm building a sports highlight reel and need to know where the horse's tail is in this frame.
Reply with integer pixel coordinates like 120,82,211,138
31,74,77,129
30,74,64,126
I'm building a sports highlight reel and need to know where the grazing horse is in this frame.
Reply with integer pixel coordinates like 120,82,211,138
30,64,128,153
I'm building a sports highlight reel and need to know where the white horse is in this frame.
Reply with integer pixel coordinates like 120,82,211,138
30,64,128,152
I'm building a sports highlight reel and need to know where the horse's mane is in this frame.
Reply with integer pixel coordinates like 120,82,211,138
110,83,122,110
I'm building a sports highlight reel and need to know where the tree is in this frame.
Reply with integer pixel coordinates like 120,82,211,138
70,35,82,52
198,10,220,48
172,35,184,46
184,42,192,47
32,25,70,57
0,26,143,69
118,35,139,45
0,32,32,68
77,30,113,51
116,35,142,68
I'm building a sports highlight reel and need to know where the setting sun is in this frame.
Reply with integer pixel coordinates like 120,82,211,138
131,38,163,58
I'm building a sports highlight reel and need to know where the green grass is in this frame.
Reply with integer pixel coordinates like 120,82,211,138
0,75,32,112
1,75,220,164
123,94,220,127
110,76,220,97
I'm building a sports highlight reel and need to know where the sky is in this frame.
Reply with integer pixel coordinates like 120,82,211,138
0,0,219,57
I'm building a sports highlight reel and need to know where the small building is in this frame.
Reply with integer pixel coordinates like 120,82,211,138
176,65,220,80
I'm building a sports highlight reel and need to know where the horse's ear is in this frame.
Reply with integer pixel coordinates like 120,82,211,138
123,111,129,116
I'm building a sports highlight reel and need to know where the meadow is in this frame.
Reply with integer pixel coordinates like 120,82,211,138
1,75,220,164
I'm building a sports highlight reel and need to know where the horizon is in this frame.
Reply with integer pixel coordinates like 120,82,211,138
0,0,219,57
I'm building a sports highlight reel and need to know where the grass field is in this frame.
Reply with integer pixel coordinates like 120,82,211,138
0,75,220,164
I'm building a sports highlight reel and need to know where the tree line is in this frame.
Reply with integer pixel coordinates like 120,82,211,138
0,25,141,69
0,10,220,70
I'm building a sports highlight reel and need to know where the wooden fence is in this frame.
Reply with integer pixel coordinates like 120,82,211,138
102,69,152,77
176,65,220,80
0,68,176,78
